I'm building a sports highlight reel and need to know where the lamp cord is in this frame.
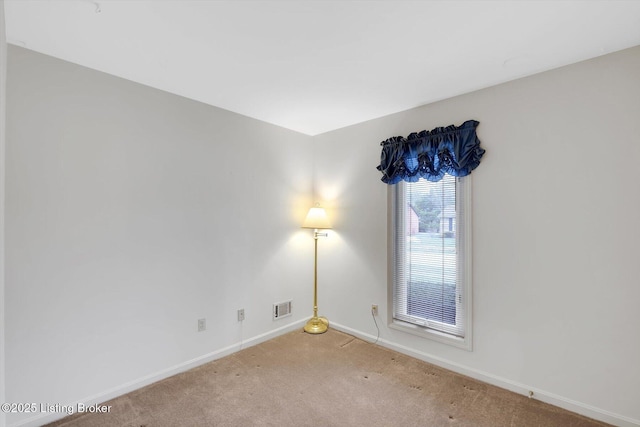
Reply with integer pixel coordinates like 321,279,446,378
371,307,380,345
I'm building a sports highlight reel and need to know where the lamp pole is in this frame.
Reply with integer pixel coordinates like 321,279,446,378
304,229,328,334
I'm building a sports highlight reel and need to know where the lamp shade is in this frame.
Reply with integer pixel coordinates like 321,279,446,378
302,207,332,229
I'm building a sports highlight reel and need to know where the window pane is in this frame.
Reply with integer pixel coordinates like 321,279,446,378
406,175,456,325
393,174,467,339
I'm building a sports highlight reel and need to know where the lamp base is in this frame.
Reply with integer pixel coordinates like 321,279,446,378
304,316,328,334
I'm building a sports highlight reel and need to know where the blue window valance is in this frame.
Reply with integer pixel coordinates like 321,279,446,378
376,120,485,184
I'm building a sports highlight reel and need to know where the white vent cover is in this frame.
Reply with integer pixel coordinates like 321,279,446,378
273,300,292,320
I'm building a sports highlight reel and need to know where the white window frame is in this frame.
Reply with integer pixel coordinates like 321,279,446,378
388,175,473,351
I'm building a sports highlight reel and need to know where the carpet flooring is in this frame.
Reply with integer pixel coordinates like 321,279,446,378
47,329,610,426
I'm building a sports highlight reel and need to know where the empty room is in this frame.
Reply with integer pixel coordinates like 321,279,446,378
1,1,639,426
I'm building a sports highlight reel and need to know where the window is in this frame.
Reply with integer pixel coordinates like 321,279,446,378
390,174,472,350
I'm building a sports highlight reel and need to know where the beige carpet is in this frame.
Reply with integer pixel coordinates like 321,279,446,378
47,329,610,426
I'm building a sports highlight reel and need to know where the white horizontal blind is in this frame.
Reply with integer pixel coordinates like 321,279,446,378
393,174,466,337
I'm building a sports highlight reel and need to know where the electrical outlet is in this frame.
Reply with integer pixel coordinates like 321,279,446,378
198,318,206,332
237,309,245,322
371,304,379,316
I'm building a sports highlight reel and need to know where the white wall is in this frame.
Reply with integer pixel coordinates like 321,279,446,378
1,1,8,426
5,46,314,426
314,46,640,426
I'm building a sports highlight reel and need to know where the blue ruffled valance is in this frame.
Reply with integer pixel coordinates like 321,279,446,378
377,120,485,184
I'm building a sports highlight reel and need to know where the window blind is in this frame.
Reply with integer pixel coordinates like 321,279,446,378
393,174,467,337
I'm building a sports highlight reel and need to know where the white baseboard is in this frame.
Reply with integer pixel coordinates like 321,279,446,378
10,319,306,427
330,322,639,427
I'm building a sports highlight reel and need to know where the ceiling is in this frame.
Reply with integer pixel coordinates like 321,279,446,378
4,0,640,136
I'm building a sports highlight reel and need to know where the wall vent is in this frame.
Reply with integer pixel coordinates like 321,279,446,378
273,300,292,320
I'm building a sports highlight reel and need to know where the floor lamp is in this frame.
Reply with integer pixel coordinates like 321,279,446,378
302,205,331,334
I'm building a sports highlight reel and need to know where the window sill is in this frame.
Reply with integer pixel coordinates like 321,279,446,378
389,319,472,351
